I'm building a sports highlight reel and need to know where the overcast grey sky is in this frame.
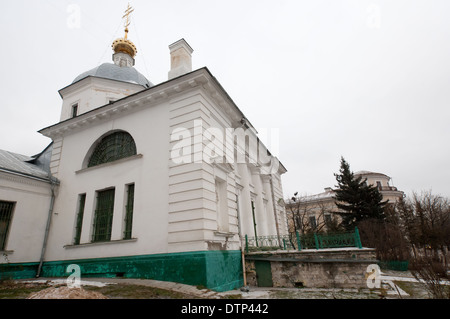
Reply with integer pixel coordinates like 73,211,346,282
1,0,449,199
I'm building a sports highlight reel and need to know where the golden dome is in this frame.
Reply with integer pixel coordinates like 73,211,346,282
112,37,137,58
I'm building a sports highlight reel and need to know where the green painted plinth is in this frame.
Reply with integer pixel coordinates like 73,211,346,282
0,250,243,292
0,262,40,280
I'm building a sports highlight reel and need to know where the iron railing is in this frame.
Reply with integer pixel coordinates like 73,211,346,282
245,234,296,251
0,201,15,250
245,227,363,253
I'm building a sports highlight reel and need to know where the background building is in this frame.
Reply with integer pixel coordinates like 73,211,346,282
287,170,404,233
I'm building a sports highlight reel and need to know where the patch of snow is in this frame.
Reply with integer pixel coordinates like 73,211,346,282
21,278,114,287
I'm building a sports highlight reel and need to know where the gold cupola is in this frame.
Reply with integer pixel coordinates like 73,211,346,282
112,38,137,58
112,4,137,67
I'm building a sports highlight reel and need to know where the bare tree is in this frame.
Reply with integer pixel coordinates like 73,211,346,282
409,256,450,299
357,216,409,262
396,191,450,268
285,193,339,235
389,191,450,298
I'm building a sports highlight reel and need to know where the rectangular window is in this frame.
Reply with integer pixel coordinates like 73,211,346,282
71,104,78,118
123,184,135,240
324,214,333,231
0,201,15,251
92,188,115,242
309,216,317,230
73,194,86,245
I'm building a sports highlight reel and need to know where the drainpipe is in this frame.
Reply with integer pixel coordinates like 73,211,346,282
36,177,58,278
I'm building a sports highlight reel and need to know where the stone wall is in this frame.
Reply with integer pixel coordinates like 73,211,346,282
245,248,377,289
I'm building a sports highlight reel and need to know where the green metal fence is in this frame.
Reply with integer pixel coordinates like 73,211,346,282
245,235,296,252
245,227,363,253
378,260,409,271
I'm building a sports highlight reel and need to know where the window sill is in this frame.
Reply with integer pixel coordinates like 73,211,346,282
214,231,235,238
76,154,143,174
64,238,137,249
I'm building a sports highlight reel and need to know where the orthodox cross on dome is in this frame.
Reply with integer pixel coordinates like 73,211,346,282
122,3,134,40
112,3,137,66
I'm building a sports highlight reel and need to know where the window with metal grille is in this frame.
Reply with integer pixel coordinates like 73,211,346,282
309,216,317,230
92,189,115,242
88,131,137,168
73,194,86,245
123,184,135,240
0,201,15,251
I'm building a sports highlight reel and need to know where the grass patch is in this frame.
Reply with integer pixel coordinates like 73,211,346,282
0,280,200,299
0,280,52,299
84,283,200,299
394,280,440,299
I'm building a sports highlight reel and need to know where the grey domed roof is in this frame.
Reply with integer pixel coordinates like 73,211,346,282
354,170,388,177
73,63,153,88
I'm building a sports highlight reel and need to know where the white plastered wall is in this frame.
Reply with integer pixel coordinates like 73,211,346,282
44,101,171,261
0,173,52,264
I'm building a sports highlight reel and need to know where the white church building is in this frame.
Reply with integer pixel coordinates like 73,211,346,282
0,9,287,291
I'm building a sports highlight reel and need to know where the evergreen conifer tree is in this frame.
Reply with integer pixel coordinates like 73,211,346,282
333,157,388,230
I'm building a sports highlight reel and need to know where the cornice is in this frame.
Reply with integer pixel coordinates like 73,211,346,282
58,75,145,98
39,69,212,139
39,67,286,174
40,68,253,142
39,68,287,174
0,169,52,189
200,79,245,126
211,156,235,174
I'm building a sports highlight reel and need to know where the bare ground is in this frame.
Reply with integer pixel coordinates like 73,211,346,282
0,270,446,300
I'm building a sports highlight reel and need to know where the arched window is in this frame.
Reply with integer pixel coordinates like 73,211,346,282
88,131,137,168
